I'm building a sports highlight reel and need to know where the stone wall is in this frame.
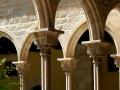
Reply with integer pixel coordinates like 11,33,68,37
0,0,85,28
0,0,86,42
55,0,86,31
0,0,35,18
0,0,36,26
0,0,37,42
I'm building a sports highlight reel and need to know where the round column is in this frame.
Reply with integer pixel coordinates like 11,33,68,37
82,40,109,90
57,58,76,90
40,48,51,90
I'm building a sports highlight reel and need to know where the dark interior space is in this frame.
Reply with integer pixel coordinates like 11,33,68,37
0,37,41,54
0,37,17,54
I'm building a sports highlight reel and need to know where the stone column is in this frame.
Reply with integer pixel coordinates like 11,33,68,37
57,58,76,90
31,28,64,90
40,47,51,90
92,57,100,90
12,61,25,90
82,40,109,90
111,54,120,90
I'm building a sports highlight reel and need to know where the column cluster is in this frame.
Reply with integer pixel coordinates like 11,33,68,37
82,40,110,90
32,28,63,90
12,61,25,90
57,58,77,90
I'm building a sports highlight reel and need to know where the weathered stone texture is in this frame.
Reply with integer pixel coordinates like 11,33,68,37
0,0,86,31
0,0,37,41
0,0,86,43
56,0,81,10
0,0,35,18
55,0,86,31
0,0,36,36
0,15,36,26
55,8,85,31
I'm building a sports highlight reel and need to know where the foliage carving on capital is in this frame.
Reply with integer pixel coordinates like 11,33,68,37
31,28,64,49
82,40,110,58
12,61,26,75
57,58,77,73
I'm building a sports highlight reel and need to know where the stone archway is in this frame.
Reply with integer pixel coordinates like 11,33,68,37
19,32,65,90
58,18,119,90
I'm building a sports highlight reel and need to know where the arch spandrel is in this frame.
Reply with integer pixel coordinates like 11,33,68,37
55,0,86,31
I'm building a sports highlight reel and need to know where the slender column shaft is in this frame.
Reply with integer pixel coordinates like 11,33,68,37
65,72,72,90
40,51,51,90
91,59,94,90
57,58,76,90
19,74,24,90
93,59,99,90
12,61,25,90
82,40,108,90
31,27,63,90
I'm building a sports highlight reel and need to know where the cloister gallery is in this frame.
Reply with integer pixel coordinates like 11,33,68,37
0,0,120,90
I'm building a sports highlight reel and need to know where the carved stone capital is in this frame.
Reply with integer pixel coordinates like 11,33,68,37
29,28,64,49
82,40,110,58
40,47,51,56
111,54,120,67
12,61,25,75
57,58,77,73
